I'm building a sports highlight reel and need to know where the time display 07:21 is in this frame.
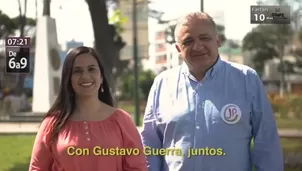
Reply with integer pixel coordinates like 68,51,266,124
5,37,30,47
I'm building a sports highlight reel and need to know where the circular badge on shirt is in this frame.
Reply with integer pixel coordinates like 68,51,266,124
220,104,242,124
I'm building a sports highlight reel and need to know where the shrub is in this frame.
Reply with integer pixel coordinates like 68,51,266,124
269,94,302,119
288,95,302,119
119,69,156,101
139,70,156,100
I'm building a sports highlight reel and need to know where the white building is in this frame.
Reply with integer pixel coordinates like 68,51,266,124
119,0,149,62
145,21,178,74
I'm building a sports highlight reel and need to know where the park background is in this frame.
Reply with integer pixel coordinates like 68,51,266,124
0,0,302,170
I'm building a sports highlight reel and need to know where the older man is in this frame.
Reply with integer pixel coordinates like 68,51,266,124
141,12,283,171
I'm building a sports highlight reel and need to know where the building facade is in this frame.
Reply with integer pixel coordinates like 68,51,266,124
261,57,302,94
119,0,149,63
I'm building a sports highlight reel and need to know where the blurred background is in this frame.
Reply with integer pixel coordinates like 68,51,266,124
0,0,302,170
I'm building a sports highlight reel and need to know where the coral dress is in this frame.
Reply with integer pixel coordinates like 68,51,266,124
29,109,147,171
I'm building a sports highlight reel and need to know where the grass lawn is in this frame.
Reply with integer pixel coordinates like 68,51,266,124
0,135,302,171
281,138,302,152
117,101,136,114
0,134,35,171
117,101,143,125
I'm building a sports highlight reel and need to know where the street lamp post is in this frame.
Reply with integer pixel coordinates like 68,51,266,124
201,0,204,12
132,0,140,126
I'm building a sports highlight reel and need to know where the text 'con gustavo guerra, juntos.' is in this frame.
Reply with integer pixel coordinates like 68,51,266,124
67,146,227,158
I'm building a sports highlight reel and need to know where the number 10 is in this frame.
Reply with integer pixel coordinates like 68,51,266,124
254,14,265,21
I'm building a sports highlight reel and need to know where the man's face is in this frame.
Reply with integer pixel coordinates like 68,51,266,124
175,18,221,72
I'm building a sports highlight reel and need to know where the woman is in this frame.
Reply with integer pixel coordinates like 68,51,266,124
29,46,147,171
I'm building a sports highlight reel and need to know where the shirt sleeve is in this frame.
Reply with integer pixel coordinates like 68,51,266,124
249,71,284,171
140,79,163,171
29,116,54,171
118,111,148,171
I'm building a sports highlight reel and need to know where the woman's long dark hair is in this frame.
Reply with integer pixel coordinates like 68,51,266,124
44,46,114,143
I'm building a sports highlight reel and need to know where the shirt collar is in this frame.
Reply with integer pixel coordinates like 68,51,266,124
181,56,223,78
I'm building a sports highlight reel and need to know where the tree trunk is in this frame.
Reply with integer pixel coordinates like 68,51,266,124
86,0,117,101
17,0,27,37
279,50,286,97
278,24,289,97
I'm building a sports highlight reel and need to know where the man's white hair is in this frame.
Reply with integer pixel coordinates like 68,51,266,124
174,12,217,42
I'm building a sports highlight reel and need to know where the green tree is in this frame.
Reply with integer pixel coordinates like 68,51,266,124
242,0,301,96
109,9,128,35
85,0,129,100
108,9,129,97
0,10,17,38
86,0,116,89
292,28,302,69
242,24,293,73
17,0,28,37
243,24,294,96
120,69,156,100
216,24,226,45
139,70,156,100
0,11,36,39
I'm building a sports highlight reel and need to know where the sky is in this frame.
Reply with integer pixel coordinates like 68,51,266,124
0,0,259,46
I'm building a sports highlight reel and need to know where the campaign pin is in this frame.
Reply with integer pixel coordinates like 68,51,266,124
220,104,241,124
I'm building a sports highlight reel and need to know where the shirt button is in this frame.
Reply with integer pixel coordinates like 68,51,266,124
86,132,89,135
84,121,87,124
87,138,90,141
196,126,200,129
85,126,88,129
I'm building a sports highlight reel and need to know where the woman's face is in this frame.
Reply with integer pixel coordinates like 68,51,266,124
71,53,102,98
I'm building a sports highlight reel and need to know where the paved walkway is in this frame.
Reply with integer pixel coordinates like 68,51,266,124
1,122,302,138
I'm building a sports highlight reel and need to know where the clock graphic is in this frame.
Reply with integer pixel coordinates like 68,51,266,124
5,37,30,47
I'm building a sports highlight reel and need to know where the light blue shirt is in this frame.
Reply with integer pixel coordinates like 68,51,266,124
141,57,283,171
